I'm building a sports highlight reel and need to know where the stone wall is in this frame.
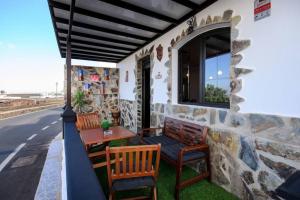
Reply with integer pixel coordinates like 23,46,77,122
118,8,300,200
70,65,119,122
150,103,300,200
119,99,137,132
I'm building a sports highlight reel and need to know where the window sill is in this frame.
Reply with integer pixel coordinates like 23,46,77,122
177,101,230,109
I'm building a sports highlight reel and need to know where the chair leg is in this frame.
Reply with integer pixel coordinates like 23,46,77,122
109,191,115,200
152,186,157,200
206,154,211,181
175,163,183,200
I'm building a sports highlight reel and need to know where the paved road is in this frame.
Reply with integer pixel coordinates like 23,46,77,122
0,107,63,200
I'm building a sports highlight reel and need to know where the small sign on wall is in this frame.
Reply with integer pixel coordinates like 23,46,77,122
254,0,271,21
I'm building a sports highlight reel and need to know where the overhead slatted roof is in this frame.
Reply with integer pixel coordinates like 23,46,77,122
48,0,218,63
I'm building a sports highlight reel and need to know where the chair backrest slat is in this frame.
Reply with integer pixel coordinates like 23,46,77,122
141,150,146,173
147,150,153,172
122,151,127,176
106,145,161,183
76,112,100,131
129,152,133,174
135,151,140,173
115,152,120,176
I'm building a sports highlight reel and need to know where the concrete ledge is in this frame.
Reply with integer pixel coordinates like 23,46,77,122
34,134,64,200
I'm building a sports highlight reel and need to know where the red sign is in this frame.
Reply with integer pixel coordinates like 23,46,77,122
255,3,271,14
254,0,271,21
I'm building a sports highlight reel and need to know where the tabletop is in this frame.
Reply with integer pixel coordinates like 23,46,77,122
80,126,136,146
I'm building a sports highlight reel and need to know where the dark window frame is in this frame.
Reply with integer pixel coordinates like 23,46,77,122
178,27,231,109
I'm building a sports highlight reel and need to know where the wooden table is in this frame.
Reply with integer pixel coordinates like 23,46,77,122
80,126,136,168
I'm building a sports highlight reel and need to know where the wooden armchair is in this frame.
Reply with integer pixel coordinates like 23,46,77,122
106,144,161,200
76,112,108,157
76,112,101,131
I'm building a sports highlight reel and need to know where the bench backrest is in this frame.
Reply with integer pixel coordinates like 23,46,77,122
164,117,208,146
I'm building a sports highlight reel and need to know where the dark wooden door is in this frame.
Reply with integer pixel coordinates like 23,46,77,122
142,57,150,129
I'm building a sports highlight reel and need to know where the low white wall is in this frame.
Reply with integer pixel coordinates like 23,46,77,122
117,0,300,118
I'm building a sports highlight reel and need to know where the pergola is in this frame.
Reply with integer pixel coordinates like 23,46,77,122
48,0,217,118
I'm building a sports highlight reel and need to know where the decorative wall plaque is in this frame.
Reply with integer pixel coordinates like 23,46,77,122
90,74,99,82
156,44,163,61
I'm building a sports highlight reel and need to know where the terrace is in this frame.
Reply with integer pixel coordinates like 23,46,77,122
48,0,300,200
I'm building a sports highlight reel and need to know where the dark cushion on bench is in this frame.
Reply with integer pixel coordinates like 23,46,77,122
112,176,155,191
162,143,206,162
143,135,179,146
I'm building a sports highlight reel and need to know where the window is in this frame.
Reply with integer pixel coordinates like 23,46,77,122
178,27,230,108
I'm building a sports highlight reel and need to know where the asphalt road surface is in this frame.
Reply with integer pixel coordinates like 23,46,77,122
0,107,63,200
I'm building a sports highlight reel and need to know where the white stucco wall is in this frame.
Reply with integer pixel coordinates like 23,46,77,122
118,0,300,118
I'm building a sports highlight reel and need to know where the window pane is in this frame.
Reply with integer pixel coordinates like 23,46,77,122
178,27,230,107
179,37,201,103
204,29,230,105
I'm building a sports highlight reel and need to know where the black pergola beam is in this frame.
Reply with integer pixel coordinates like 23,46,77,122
59,37,136,52
55,17,150,41
61,49,125,59
132,0,218,59
98,0,178,23
47,1,63,57
63,53,121,61
49,0,163,33
67,54,120,62
171,0,199,9
63,51,122,60
60,43,129,56
57,28,142,47
71,56,119,63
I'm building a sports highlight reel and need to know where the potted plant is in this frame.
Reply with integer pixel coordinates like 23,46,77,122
101,119,111,131
73,89,87,113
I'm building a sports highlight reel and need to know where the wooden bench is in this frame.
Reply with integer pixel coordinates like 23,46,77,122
140,117,210,200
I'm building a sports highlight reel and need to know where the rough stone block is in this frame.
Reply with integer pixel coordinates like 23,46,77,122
232,40,251,55
259,155,297,180
249,114,284,133
255,138,300,161
219,110,227,123
239,137,259,171
222,10,233,21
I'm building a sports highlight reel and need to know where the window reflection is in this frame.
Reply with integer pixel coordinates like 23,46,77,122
178,27,231,107
204,31,230,104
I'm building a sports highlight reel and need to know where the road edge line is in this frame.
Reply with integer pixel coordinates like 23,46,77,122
27,134,37,141
0,143,26,172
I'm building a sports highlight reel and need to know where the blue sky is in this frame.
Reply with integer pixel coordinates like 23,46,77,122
0,0,114,93
0,0,64,93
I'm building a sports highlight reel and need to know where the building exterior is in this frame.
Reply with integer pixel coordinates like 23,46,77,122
49,0,300,199
116,1,300,199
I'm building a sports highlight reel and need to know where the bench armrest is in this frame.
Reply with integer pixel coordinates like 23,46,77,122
178,144,209,163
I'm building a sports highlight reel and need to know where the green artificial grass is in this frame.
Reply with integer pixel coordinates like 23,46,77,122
95,140,239,200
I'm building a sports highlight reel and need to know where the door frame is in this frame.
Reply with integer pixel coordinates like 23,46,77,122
141,55,151,129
